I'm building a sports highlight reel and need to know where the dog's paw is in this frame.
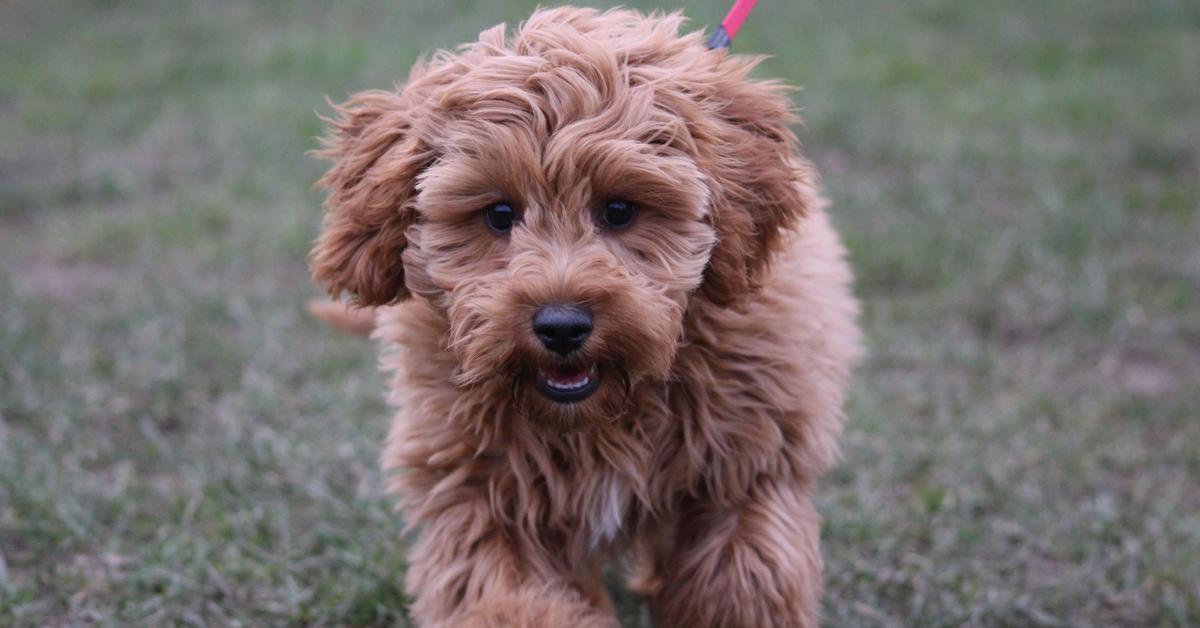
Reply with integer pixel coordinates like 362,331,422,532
458,591,618,628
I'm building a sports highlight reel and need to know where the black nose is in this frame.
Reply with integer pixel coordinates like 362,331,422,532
532,305,593,356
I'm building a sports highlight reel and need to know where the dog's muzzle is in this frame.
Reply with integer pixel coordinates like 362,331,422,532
531,304,601,403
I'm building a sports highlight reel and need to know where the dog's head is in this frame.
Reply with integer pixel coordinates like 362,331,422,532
311,8,813,429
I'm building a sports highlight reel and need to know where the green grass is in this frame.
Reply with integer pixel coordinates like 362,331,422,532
2,0,1198,625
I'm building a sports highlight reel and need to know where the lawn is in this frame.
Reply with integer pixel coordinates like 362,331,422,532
1,0,1197,625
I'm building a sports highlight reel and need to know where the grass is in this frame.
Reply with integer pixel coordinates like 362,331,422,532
1,0,1197,625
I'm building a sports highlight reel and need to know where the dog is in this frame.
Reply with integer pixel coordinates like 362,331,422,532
309,7,860,627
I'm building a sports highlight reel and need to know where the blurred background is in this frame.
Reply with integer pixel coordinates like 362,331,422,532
1,0,1197,625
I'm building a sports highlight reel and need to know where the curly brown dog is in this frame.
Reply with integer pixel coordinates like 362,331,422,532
309,7,860,627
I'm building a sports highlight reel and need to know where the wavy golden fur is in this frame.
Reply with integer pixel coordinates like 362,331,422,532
310,7,860,626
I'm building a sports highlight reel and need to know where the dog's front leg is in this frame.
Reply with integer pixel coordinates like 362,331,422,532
648,476,824,628
404,494,619,628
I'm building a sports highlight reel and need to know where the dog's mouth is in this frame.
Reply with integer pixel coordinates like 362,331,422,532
535,364,600,404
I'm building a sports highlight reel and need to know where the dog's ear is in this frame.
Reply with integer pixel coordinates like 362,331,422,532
310,89,434,306
697,60,815,305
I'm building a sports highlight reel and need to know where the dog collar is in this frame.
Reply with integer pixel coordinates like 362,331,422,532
706,0,759,49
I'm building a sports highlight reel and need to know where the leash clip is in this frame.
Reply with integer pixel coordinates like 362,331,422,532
706,0,759,49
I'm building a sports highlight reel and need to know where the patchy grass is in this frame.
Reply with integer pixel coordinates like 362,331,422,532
1,0,1197,625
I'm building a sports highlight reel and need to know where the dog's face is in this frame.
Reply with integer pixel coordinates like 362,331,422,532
311,8,812,429
409,108,714,426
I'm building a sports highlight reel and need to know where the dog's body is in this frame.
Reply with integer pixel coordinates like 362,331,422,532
311,8,859,627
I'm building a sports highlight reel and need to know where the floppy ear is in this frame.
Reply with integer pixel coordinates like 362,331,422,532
310,89,433,306
697,60,815,305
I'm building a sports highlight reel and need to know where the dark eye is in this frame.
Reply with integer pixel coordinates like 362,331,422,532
484,202,515,233
601,200,637,229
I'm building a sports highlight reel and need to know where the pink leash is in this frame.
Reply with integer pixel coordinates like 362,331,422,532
706,0,759,49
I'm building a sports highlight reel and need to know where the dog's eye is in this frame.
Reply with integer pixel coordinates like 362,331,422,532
601,200,637,229
484,202,516,233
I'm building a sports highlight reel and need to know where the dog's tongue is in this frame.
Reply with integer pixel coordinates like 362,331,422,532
546,365,590,387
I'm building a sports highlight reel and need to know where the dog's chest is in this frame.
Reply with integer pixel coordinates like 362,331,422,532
588,472,632,550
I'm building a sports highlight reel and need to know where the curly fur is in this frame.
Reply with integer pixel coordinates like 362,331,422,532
310,7,860,627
